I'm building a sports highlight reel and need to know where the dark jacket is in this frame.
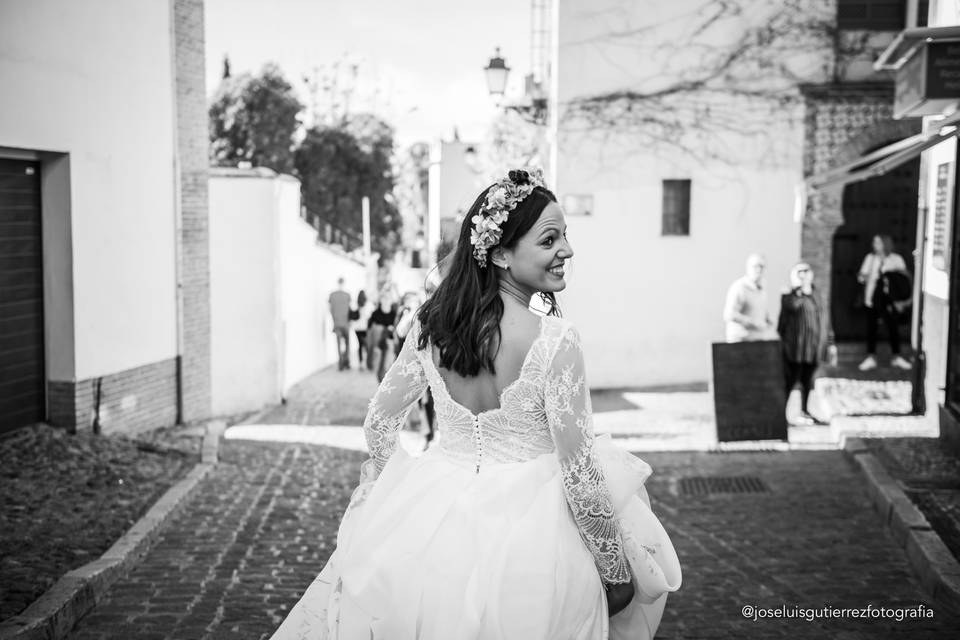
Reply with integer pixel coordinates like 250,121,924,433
777,287,823,364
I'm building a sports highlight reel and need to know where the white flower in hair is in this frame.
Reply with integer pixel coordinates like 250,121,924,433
471,168,547,267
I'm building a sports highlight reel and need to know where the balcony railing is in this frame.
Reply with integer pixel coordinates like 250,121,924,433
300,206,364,253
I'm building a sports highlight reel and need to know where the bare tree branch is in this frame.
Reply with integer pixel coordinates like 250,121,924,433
559,0,855,165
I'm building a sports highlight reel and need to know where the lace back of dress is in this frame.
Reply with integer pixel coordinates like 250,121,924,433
417,316,569,466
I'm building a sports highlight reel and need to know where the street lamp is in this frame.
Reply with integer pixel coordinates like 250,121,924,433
483,47,510,98
483,48,547,125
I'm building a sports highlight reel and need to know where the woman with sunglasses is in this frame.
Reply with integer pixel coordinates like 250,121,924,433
777,262,830,426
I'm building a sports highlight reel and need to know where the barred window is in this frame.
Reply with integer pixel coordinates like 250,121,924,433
661,179,691,236
837,0,907,30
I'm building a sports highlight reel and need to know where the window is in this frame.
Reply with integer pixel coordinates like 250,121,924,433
662,179,691,236
837,0,906,30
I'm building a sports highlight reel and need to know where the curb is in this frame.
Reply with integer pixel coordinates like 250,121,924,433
0,421,226,640
841,435,960,616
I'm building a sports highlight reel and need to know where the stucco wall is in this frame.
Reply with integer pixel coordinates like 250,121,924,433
209,172,280,416
553,0,819,386
276,182,366,395
210,170,367,416
0,0,179,380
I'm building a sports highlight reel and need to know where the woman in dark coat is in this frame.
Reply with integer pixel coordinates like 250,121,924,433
777,262,830,426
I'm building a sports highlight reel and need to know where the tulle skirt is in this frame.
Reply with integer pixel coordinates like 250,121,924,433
270,435,681,639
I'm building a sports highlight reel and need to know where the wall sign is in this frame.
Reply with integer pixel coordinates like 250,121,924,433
894,41,960,119
933,161,954,272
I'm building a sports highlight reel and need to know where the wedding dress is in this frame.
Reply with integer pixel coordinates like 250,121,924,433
270,315,681,640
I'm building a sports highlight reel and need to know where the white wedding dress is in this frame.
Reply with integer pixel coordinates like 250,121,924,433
270,316,681,639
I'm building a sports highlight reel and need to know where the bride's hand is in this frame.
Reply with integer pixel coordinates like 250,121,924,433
606,580,634,617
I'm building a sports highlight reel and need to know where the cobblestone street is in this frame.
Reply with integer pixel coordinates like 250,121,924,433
58,367,958,639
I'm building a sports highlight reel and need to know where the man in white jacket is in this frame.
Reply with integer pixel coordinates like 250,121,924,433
723,254,776,343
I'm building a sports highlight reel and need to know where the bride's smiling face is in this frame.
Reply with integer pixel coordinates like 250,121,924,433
495,202,573,294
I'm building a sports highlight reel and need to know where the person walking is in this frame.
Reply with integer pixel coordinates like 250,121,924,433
369,288,398,382
269,168,680,639
723,253,775,342
353,290,374,369
857,234,912,371
328,277,352,371
777,263,829,426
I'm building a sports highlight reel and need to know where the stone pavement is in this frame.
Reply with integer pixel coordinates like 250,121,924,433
65,437,959,639
63,364,960,639
67,440,366,640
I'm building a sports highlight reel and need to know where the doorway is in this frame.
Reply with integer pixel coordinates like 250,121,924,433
831,151,919,343
0,158,46,434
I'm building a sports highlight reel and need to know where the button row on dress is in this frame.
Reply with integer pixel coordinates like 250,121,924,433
473,416,482,474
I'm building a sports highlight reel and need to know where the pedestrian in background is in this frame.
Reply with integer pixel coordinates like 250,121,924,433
328,277,352,371
778,263,829,426
353,290,374,369
369,287,398,382
723,253,775,342
857,234,912,371
419,272,442,448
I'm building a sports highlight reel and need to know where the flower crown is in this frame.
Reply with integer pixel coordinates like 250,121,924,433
470,168,546,267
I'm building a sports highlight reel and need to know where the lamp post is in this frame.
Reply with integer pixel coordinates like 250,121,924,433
484,47,510,99
483,48,547,126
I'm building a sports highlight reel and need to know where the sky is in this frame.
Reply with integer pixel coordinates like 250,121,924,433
204,0,533,148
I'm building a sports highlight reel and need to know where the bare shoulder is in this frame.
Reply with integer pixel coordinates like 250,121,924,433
500,311,543,345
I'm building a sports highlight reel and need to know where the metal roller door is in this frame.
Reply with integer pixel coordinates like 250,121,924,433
0,158,45,434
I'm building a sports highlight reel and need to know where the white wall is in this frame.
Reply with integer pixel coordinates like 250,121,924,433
429,139,486,242
0,0,178,380
209,171,281,415
553,0,817,386
210,170,367,416
554,165,803,387
276,183,366,395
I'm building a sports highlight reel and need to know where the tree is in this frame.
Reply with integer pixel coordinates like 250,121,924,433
208,63,303,174
295,116,403,257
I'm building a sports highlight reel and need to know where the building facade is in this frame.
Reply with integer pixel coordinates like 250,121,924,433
0,0,211,434
428,137,486,261
549,0,925,387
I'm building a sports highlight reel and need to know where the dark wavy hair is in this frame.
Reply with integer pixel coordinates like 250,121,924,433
416,178,560,377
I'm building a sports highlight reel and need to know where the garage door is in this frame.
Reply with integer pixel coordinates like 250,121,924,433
0,158,45,434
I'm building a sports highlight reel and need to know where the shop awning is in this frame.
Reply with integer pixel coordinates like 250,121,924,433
805,112,960,192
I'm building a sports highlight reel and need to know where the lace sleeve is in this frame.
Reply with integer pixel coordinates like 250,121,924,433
544,324,632,586
357,320,428,488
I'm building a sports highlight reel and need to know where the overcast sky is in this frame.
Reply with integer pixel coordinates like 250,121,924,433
204,0,532,148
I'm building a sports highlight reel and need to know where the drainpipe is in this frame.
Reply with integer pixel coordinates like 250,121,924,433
92,377,103,434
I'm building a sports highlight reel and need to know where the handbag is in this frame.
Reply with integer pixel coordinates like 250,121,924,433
853,288,865,310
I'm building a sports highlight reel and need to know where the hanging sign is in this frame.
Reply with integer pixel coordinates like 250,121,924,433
894,41,960,119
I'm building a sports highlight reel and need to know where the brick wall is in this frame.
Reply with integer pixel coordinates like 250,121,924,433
173,0,212,422
47,359,178,434
800,83,919,340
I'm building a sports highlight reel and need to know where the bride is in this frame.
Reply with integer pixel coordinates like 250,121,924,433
270,169,681,639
